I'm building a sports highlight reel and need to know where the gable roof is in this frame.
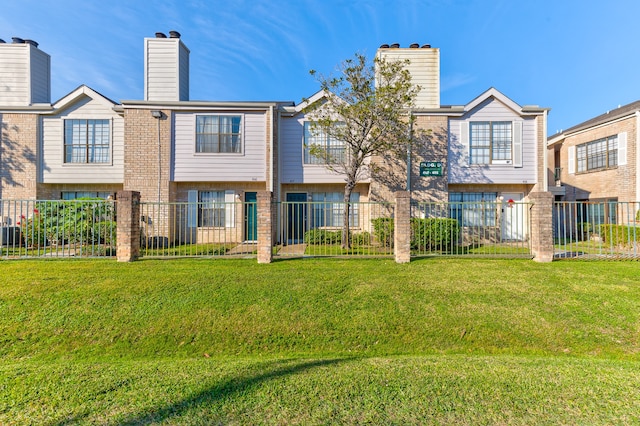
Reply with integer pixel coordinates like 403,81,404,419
52,85,119,111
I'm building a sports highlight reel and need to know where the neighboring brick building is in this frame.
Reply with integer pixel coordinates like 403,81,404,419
548,102,640,207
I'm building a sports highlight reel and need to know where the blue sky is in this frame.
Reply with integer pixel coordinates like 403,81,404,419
2,0,640,135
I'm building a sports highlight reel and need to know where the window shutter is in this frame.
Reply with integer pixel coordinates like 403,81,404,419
225,190,235,228
618,132,627,166
460,121,469,167
513,121,523,168
568,146,576,174
187,190,198,227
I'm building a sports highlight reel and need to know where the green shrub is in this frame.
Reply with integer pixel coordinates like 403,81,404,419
372,218,394,248
372,217,460,250
303,229,341,245
598,225,639,247
411,218,460,251
351,231,371,246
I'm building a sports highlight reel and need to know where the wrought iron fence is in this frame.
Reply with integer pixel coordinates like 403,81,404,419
0,199,116,258
274,201,395,257
553,201,640,260
139,201,258,258
411,201,532,258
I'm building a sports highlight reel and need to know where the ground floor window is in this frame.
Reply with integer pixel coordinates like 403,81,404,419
311,192,359,227
61,191,112,200
577,198,618,225
198,191,226,227
448,192,498,227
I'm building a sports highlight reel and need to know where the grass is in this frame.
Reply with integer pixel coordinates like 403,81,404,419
1,258,640,424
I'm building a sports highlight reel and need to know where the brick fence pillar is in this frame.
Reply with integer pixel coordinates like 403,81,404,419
116,190,141,262
395,191,411,263
257,190,273,264
529,191,554,262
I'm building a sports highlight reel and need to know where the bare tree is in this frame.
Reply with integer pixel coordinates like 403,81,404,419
306,53,419,249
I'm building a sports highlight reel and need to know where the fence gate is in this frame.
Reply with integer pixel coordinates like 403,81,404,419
553,201,639,260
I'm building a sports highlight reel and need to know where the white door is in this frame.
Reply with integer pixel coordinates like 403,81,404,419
501,193,526,241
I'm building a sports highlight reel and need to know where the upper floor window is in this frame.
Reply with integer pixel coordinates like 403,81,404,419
196,115,242,153
576,136,617,172
470,121,512,165
304,122,346,164
64,119,110,163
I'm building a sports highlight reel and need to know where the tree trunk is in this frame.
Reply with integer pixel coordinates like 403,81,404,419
342,184,354,250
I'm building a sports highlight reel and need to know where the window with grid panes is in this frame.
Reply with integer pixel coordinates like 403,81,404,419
303,122,346,164
576,135,617,172
64,119,110,163
195,115,242,153
311,192,359,227
469,121,512,165
198,191,225,227
448,192,498,227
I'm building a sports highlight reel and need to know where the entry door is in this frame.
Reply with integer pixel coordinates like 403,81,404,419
501,193,525,241
244,192,257,242
286,193,307,244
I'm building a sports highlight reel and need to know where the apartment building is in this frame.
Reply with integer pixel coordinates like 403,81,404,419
0,33,549,244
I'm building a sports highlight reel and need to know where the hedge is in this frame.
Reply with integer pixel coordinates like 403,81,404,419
372,217,460,250
598,225,640,248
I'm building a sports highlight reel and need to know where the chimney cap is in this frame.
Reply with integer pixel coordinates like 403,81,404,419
11,37,24,44
0,39,5,44
155,32,167,38
169,30,181,38
410,43,419,48
24,39,38,48
390,43,400,48
379,43,390,48
421,44,431,48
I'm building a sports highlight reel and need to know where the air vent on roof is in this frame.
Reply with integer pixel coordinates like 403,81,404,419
0,39,5,44
379,43,390,48
410,43,419,48
390,43,400,48
12,37,24,44
24,39,38,48
155,32,167,38
169,30,181,38
421,44,431,48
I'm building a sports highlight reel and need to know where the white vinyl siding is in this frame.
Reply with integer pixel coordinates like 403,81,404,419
174,112,266,182
41,95,124,184
448,99,534,184
144,38,189,102
0,43,50,106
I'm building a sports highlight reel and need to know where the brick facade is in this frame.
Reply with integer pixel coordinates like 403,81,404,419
0,113,39,199
556,115,637,203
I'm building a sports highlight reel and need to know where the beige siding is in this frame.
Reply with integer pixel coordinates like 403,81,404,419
173,111,267,182
448,98,537,185
376,47,439,109
145,38,190,102
0,44,30,106
29,47,51,104
41,96,124,183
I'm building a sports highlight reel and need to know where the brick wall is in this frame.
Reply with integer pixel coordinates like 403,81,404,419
0,113,38,199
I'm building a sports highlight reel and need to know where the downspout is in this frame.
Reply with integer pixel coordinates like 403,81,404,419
406,110,413,192
269,105,274,193
542,109,549,193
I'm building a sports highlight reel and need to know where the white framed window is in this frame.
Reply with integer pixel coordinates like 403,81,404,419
195,115,242,153
470,121,512,165
64,119,110,163
187,190,235,228
576,135,617,173
303,122,346,164
311,192,359,227
449,192,498,227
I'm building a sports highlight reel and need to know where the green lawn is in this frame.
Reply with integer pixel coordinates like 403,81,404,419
1,258,639,424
